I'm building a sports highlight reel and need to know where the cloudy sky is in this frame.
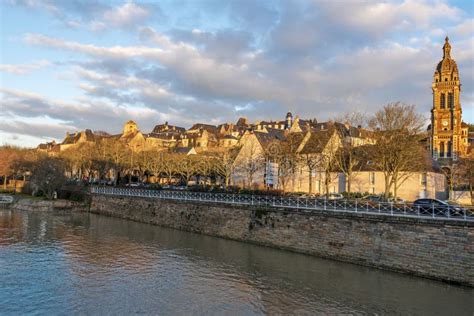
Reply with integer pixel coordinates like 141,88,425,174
1,0,473,147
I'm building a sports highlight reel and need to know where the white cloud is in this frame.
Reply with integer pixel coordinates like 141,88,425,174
90,1,150,31
24,31,284,103
449,19,474,37
4,0,473,148
0,60,50,74
7,0,60,15
315,0,462,36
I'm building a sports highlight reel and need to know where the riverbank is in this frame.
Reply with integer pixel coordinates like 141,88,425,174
90,194,474,287
2,210,472,315
6,193,472,286
9,195,89,212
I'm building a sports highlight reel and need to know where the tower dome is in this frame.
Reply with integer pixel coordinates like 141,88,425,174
434,37,459,82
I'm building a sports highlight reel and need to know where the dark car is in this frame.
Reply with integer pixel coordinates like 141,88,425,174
412,199,465,217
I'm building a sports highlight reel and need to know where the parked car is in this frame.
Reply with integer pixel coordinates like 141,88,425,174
361,194,384,202
126,182,140,187
320,193,344,201
298,193,319,199
412,198,466,216
388,197,405,203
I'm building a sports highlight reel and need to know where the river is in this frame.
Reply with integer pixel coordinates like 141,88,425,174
0,209,472,315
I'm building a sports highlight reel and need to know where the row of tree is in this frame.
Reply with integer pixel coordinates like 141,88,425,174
58,140,240,187
1,102,473,202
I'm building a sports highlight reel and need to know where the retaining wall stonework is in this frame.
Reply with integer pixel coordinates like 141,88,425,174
90,194,474,286
9,197,88,212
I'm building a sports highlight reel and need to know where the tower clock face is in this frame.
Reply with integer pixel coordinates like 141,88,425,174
442,120,448,126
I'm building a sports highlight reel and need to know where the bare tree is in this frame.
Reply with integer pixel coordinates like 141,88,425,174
176,155,199,186
146,150,165,184
104,139,130,185
333,112,369,193
75,143,94,179
368,102,426,199
457,152,474,204
210,147,240,187
161,153,179,184
299,152,321,194
334,145,365,193
90,139,113,181
197,155,215,185
28,157,67,199
319,137,340,198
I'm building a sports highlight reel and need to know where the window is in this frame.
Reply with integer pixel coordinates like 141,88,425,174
440,93,445,109
448,93,454,109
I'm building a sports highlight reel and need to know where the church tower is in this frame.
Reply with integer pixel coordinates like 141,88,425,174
430,37,468,161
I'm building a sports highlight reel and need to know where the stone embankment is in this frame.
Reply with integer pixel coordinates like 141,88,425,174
8,196,89,212
90,194,474,287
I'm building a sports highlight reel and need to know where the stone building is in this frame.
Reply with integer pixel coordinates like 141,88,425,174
59,129,100,151
429,37,469,162
338,156,446,201
232,126,342,191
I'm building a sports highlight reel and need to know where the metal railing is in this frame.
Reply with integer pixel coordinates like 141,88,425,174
90,187,474,222
0,195,14,204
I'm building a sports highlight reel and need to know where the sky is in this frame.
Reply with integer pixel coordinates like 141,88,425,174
1,0,473,147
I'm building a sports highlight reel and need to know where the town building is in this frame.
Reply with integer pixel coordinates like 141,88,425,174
429,37,469,162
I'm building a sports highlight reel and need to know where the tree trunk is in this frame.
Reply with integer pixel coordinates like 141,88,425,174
308,171,312,194
393,177,398,199
346,172,352,193
469,182,473,205
225,175,230,188
384,175,391,199
324,172,330,199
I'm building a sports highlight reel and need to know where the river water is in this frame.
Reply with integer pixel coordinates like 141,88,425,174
0,210,472,315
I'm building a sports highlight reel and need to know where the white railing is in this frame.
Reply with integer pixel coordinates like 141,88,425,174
0,195,14,204
90,187,474,222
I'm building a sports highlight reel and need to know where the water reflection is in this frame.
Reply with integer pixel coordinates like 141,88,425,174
0,210,472,315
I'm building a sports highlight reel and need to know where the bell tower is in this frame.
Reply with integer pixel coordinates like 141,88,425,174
430,37,467,161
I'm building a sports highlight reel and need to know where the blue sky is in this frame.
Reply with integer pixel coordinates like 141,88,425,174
1,0,473,147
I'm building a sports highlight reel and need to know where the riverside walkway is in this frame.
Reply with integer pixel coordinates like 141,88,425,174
91,187,474,222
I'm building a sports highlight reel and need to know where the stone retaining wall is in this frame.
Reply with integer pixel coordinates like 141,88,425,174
90,194,474,287
10,197,89,212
